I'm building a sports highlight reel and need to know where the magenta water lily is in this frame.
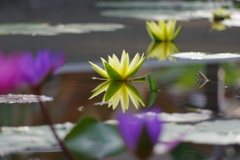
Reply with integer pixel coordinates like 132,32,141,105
117,109,162,159
0,51,25,93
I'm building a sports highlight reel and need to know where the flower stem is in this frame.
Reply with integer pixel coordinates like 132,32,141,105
38,98,76,160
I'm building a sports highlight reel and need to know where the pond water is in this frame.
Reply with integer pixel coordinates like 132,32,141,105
1,0,240,160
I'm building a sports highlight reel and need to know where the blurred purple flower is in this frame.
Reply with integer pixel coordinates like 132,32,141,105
0,51,26,93
117,109,162,159
20,49,66,87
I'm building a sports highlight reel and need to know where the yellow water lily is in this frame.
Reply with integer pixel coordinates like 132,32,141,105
146,20,182,42
212,9,231,21
89,50,146,80
89,80,146,113
147,42,179,61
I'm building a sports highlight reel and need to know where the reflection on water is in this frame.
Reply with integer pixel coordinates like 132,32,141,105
211,21,227,30
89,80,146,113
1,0,240,159
147,42,179,61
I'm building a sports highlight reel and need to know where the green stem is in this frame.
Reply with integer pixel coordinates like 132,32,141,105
34,87,76,160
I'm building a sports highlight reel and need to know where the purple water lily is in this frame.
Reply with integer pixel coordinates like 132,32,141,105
117,109,162,159
20,49,66,88
0,51,26,93
117,109,182,159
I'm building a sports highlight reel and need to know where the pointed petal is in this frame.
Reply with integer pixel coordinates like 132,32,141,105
146,22,162,41
104,62,123,80
126,54,146,78
120,50,130,78
166,20,176,41
112,54,121,73
158,20,167,41
89,61,109,79
100,57,107,67
172,25,182,41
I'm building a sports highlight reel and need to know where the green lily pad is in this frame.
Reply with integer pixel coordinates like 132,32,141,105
96,1,238,21
64,117,125,160
0,23,125,36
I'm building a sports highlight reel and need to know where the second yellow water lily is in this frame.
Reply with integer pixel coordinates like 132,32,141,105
212,9,231,21
146,20,182,42
89,50,146,80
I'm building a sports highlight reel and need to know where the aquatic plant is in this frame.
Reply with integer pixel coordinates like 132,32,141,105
212,9,231,21
89,80,145,112
147,42,179,61
211,21,227,31
89,50,146,80
20,49,66,88
117,109,162,160
0,51,25,93
146,20,182,42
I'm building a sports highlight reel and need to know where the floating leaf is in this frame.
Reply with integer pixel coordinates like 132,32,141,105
64,117,125,160
0,94,53,103
0,23,125,36
0,123,74,156
171,52,240,59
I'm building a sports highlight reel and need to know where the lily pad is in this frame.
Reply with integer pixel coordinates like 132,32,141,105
0,94,53,103
0,23,125,36
171,52,240,60
64,117,125,160
0,122,74,156
96,1,240,21
162,119,240,145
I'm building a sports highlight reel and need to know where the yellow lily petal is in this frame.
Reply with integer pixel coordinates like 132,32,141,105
158,20,167,41
112,54,121,73
89,61,109,79
166,20,176,41
126,54,146,78
120,50,130,78
127,53,140,75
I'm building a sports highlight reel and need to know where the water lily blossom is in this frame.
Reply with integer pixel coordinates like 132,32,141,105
146,20,182,42
89,80,145,112
117,109,183,159
0,51,25,93
89,50,146,80
20,49,66,88
117,109,162,159
212,9,231,21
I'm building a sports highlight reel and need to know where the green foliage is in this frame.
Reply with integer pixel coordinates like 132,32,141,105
64,117,125,160
147,91,158,107
148,74,159,92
